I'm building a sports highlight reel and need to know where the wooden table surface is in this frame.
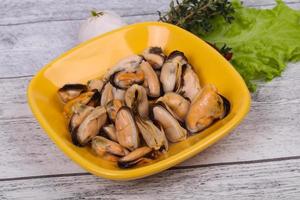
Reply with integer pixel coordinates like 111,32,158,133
0,0,300,199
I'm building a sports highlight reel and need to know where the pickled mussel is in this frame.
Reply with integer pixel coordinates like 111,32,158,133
58,84,87,103
185,84,230,133
115,106,140,151
142,47,166,69
72,106,107,146
152,103,187,143
124,84,149,118
118,147,158,168
58,47,230,169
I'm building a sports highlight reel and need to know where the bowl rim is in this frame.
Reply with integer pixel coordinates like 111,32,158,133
27,21,251,180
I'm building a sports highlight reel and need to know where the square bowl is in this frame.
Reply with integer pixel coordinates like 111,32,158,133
27,22,251,180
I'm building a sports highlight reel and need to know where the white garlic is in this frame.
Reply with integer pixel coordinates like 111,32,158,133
78,10,127,43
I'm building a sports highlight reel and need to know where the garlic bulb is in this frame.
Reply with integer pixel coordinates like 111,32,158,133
78,10,127,43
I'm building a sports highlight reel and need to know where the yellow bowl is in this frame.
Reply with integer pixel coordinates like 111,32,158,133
27,22,251,180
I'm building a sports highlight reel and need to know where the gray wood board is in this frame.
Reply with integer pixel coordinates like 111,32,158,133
0,0,298,25
1,158,299,200
0,0,300,198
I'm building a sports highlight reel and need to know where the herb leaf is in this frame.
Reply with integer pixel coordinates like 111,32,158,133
158,0,235,59
159,0,235,35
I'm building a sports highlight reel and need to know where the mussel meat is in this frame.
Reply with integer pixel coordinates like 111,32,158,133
178,64,201,101
140,60,161,98
124,84,149,119
72,106,107,146
87,79,104,92
135,115,168,151
111,69,144,89
69,104,94,133
115,106,140,150
156,92,190,122
112,87,125,101
142,47,165,69
91,136,128,157
86,90,101,107
63,91,95,118
118,146,156,168
152,103,187,143
185,84,230,133
58,47,232,169
105,99,123,122
103,55,143,82
160,51,187,93
103,124,118,142
58,84,87,103
101,82,114,106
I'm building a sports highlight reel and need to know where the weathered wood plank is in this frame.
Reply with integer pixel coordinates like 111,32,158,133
0,14,158,78
0,2,299,78
0,0,297,25
0,63,299,178
1,159,299,200
0,0,169,25
0,0,299,198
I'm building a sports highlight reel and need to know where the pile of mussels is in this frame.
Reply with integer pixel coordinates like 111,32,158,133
58,47,230,168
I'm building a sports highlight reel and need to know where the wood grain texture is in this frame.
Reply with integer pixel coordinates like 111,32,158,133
0,1,299,78
0,0,300,198
0,0,169,25
0,0,298,25
1,159,299,200
0,15,158,78
0,63,299,178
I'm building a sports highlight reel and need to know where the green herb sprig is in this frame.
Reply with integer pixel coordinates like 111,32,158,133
158,0,235,59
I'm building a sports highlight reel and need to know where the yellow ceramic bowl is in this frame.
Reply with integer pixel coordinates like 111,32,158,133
27,22,251,180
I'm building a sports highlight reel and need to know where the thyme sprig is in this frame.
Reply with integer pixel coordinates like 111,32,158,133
158,0,235,59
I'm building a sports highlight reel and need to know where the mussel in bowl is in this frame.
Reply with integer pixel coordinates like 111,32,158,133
185,84,230,133
72,106,107,146
124,84,149,118
156,92,190,122
152,103,187,143
57,46,231,169
160,51,187,93
142,47,166,70
118,146,158,169
115,106,140,151
58,84,87,103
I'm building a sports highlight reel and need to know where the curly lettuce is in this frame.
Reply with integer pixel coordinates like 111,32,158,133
202,0,300,91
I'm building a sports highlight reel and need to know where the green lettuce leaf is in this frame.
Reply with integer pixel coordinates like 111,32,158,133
201,0,300,91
